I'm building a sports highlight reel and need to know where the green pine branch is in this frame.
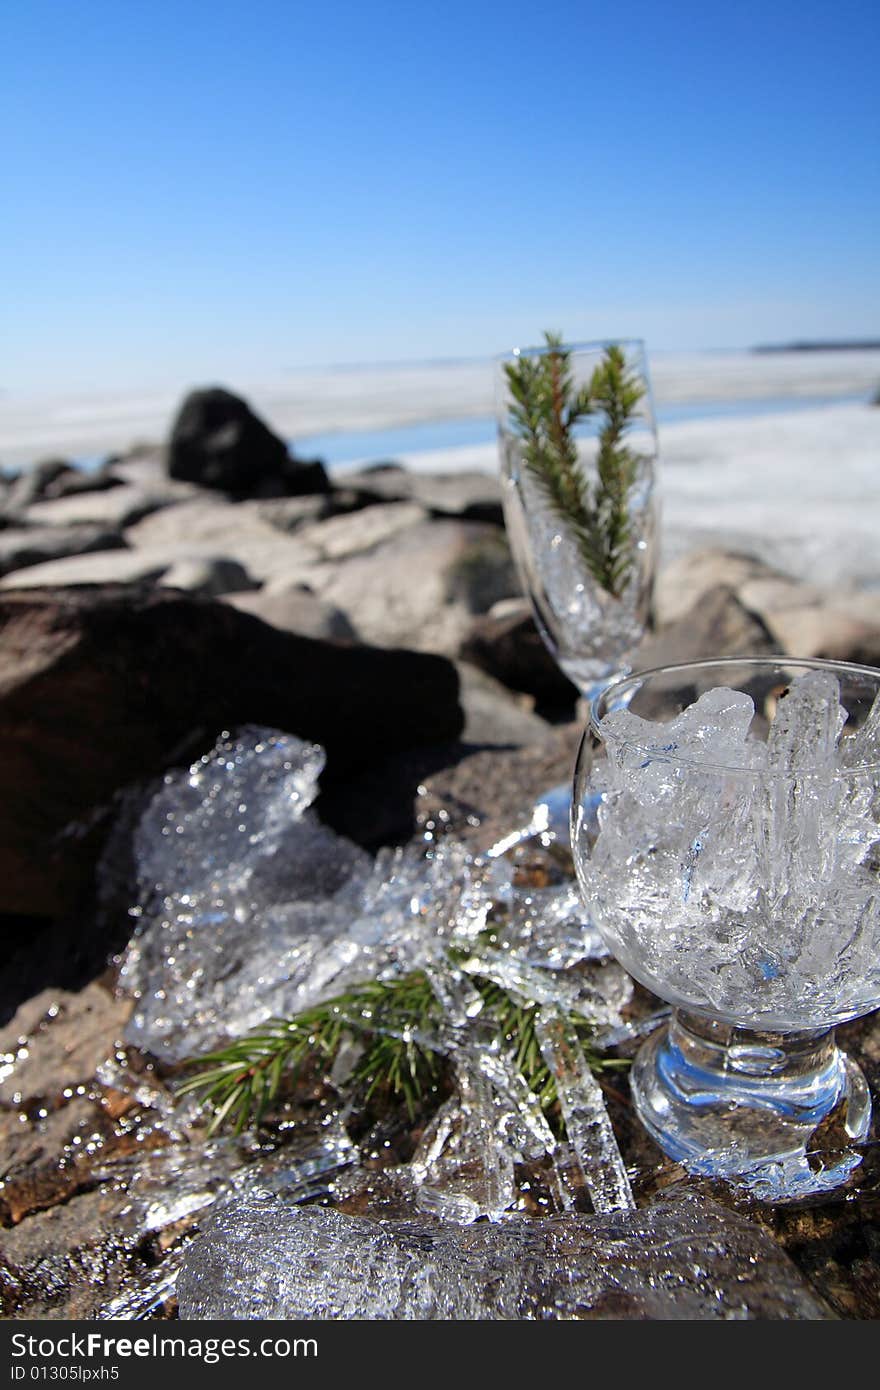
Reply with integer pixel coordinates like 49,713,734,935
178,964,625,1137
503,334,646,598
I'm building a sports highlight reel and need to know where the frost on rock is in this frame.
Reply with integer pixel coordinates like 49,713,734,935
176,1190,829,1321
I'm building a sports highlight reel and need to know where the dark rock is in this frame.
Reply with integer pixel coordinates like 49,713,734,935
315,740,472,849
460,597,580,709
167,387,330,498
0,525,127,579
0,585,462,916
335,464,504,524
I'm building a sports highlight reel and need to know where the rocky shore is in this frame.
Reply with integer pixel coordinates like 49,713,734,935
1,389,879,1321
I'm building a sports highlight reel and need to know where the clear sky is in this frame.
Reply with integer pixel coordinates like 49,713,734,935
3,0,879,392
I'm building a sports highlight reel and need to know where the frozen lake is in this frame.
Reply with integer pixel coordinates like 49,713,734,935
1,350,878,588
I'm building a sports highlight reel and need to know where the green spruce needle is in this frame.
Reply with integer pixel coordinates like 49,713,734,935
503,333,646,598
179,962,625,1137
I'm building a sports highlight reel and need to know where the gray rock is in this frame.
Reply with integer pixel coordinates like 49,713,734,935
0,549,174,589
0,524,126,579
0,983,132,1104
161,556,258,596
311,518,519,654
299,500,427,561
125,497,319,585
456,661,552,748
415,723,582,853
22,484,175,530
105,446,200,500
335,464,503,523
761,603,880,665
257,493,356,533
0,546,261,594
176,1191,830,1320
124,495,279,547
635,584,777,668
223,585,358,641
655,549,783,627
2,459,78,514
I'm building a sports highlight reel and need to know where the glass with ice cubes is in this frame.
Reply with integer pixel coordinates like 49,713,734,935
572,657,880,1196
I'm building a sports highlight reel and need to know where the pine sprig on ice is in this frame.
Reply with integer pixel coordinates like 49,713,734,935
503,333,646,598
178,965,624,1136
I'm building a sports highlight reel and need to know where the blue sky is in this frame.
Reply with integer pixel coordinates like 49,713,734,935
3,0,879,392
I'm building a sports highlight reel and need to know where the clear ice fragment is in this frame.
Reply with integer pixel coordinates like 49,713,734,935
534,1007,634,1213
176,1191,829,1320
119,728,374,1058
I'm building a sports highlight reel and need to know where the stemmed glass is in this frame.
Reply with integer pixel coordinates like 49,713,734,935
496,337,660,709
572,657,879,1198
495,338,660,833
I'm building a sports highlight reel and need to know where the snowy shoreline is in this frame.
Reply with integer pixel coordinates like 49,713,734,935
2,351,878,591
1,348,878,469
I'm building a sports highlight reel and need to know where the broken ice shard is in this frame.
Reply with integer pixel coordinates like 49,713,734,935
534,1006,634,1213
760,671,846,906
119,727,374,1059
176,1190,830,1320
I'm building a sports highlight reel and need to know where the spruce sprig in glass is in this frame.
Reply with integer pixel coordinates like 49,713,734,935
503,333,645,598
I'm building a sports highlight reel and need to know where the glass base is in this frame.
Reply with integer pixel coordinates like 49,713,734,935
631,1010,872,1200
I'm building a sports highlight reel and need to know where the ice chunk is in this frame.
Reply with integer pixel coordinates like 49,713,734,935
766,670,846,773
759,672,846,907
534,1007,634,1213
584,676,880,1030
602,687,756,774
119,728,373,1059
176,1191,829,1320
497,881,607,967
412,1068,516,1224
841,686,880,768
